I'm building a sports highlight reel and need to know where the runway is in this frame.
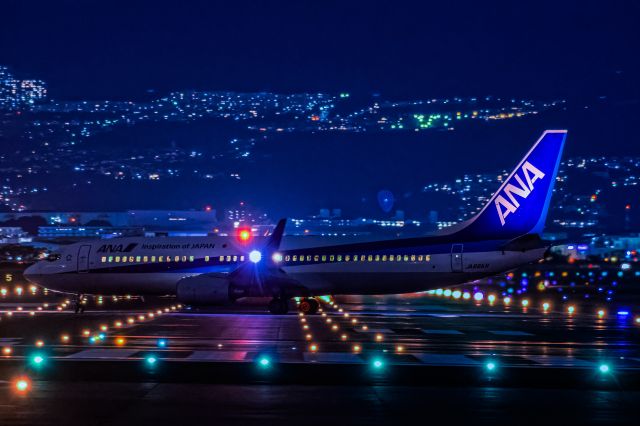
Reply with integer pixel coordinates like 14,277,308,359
2,291,640,425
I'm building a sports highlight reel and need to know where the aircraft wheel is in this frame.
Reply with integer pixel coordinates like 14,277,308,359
268,298,289,315
299,298,319,314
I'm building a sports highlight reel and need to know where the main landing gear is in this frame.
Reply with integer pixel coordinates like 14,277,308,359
73,294,85,314
268,297,290,315
298,298,319,315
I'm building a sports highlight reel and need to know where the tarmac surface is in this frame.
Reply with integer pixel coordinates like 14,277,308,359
1,293,640,425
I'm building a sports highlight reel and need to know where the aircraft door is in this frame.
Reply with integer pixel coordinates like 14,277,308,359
451,244,463,272
78,245,91,273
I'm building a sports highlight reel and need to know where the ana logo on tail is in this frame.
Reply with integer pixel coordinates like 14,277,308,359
494,161,545,226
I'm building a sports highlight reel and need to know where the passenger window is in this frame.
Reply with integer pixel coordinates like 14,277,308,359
389,255,394,261
181,256,186,262
129,256,135,262
418,255,423,262
410,255,416,262
285,255,290,261
233,255,238,262
345,255,351,261
151,256,156,262
367,255,373,262
403,255,409,262
166,256,171,263
205,256,210,262
330,255,334,262
101,256,107,263
219,256,224,262
314,255,319,262
174,256,180,262
136,256,141,262
337,255,342,262
108,256,113,263
293,255,298,261
189,256,195,262
306,255,311,261
425,255,431,262
382,255,387,262
240,255,245,261
226,256,231,262
143,256,148,263
159,256,164,262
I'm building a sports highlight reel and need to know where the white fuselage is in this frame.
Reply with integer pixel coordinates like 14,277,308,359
23,235,545,297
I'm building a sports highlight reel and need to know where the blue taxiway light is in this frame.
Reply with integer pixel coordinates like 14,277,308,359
157,339,167,348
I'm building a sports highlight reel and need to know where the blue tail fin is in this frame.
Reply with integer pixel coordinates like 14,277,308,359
454,130,567,240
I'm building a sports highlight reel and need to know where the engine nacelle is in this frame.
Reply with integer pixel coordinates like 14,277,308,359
176,275,233,305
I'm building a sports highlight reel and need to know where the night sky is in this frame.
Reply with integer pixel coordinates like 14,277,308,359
3,1,639,100
3,1,640,216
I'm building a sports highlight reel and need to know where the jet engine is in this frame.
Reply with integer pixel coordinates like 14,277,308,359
176,275,234,305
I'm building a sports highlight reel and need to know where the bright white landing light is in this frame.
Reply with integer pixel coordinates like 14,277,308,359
249,250,262,263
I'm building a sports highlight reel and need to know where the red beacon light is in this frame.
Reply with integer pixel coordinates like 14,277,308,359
238,228,252,243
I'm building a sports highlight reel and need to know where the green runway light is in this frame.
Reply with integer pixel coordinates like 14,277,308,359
146,356,157,365
258,356,271,368
599,364,610,373
371,358,384,370
30,354,46,368
485,361,496,372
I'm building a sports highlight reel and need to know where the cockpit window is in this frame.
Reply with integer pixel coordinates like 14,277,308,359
46,253,62,262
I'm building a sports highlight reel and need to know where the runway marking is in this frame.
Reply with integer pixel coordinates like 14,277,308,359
421,329,464,335
413,353,480,365
65,348,140,359
489,330,534,336
523,355,595,367
303,352,364,364
187,351,248,361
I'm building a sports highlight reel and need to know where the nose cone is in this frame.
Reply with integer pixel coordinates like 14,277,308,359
23,263,40,284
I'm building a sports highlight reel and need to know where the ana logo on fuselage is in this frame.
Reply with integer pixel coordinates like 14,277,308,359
494,161,545,226
97,243,138,253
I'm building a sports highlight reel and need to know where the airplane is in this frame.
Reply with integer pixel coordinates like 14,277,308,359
24,130,567,314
